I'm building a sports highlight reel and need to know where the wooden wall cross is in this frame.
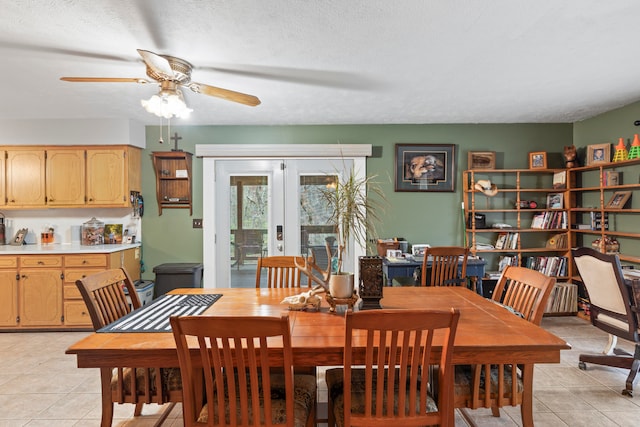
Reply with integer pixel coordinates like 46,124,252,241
170,132,183,151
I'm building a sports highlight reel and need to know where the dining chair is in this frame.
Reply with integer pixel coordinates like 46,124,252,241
255,255,309,288
170,313,317,427
325,308,461,427
572,247,640,396
420,246,469,287
75,268,181,427
454,266,555,426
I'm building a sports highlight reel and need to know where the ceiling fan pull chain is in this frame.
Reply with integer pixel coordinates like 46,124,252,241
158,116,164,144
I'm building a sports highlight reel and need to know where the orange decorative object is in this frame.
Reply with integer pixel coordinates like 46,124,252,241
628,134,640,160
613,138,628,162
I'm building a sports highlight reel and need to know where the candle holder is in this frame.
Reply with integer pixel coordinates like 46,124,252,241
359,256,384,310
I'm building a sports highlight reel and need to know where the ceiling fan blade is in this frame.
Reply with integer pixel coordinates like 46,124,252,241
137,49,175,80
188,82,261,107
60,77,151,83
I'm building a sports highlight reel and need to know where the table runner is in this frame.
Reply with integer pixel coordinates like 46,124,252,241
98,293,221,333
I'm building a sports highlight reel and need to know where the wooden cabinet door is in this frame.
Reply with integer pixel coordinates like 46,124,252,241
46,149,85,206
19,269,63,326
0,150,6,206
86,148,126,206
6,149,46,206
0,271,18,326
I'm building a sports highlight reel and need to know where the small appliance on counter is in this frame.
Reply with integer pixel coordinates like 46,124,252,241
81,217,105,245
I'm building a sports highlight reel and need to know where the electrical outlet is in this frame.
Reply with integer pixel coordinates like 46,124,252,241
192,218,203,228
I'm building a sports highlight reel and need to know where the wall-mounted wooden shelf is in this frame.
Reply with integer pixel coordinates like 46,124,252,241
152,151,193,215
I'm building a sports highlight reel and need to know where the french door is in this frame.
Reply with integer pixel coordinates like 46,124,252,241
197,144,371,288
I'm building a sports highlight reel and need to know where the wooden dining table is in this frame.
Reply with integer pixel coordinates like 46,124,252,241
66,286,570,425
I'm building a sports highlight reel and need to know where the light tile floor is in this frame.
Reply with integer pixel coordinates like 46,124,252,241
1,316,639,426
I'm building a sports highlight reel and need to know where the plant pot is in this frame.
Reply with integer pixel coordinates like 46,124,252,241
329,273,355,299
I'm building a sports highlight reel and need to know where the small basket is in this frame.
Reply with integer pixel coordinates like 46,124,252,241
376,238,399,257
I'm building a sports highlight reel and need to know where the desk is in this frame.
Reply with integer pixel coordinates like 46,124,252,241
383,257,486,294
67,287,568,426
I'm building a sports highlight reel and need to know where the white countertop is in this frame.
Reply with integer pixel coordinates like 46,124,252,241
0,242,141,255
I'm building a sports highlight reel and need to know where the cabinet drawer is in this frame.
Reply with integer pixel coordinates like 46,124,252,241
63,284,83,299
65,254,107,268
64,268,104,284
20,256,63,268
0,257,18,268
64,301,92,326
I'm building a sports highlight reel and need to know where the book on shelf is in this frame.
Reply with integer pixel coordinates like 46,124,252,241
495,232,519,249
603,171,620,187
590,212,609,230
552,171,566,189
544,282,578,314
522,256,568,277
495,232,507,249
531,211,567,229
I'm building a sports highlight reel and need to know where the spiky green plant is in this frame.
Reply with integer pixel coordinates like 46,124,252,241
322,165,387,274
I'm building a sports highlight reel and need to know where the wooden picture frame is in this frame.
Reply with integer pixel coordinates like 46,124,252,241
11,228,28,246
587,143,611,166
529,151,547,169
546,192,564,209
467,151,496,170
395,143,456,192
605,191,632,209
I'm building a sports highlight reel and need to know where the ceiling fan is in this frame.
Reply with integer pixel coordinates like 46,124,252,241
60,49,261,117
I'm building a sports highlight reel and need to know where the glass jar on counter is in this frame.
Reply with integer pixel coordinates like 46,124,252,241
81,217,105,245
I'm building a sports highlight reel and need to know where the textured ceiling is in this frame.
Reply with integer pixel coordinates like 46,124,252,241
1,0,640,126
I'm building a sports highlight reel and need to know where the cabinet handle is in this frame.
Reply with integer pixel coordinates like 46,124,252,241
82,260,88,264
38,261,44,265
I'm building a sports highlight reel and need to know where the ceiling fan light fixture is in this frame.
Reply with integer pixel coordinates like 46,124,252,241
141,87,193,119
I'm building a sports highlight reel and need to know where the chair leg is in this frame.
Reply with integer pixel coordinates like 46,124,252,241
623,344,640,396
134,402,144,416
491,405,500,417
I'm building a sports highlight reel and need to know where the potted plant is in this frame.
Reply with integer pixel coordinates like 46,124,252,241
321,164,386,298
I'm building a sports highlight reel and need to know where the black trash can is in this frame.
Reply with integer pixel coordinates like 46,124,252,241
153,263,204,298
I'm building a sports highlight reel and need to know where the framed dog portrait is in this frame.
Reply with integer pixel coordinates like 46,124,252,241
395,143,456,192
587,143,611,166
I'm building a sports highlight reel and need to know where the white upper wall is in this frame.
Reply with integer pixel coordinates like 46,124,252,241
0,119,146,148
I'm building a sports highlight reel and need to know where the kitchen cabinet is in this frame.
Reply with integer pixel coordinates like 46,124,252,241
0,245,141,331
86,146,141,207
46,148,85,206
152,151,193,215
0,257,18,326
0,150,5,207
6,149,46,206
18,255,63,327
0,145,141,209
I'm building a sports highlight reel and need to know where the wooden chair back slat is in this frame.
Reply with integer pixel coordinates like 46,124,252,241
171,314,300,427
341,308,460,427
256,256,306,288
421,246,469,287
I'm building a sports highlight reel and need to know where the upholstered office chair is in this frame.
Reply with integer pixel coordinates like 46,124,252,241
76,268,181,427
454,266,555,426
325,308,460,427
255,255,309,288
170,313,317,427
573,247,640,396
421,246,469,287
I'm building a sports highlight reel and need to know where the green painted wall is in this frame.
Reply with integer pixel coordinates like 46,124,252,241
140,123,571,281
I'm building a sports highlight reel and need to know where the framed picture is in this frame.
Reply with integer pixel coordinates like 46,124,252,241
605,191,632,209
604,171,620,187
467,151,496,170
547,193,564,209
553,171,567,189
395,143,456,192
529,151,547,169
587,143,611,166
11,228,28,246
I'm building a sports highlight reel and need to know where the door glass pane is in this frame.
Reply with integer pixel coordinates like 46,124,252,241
299,175,338,272
230,175,267,287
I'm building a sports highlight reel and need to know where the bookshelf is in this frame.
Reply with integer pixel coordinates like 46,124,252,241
463,169,571,283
